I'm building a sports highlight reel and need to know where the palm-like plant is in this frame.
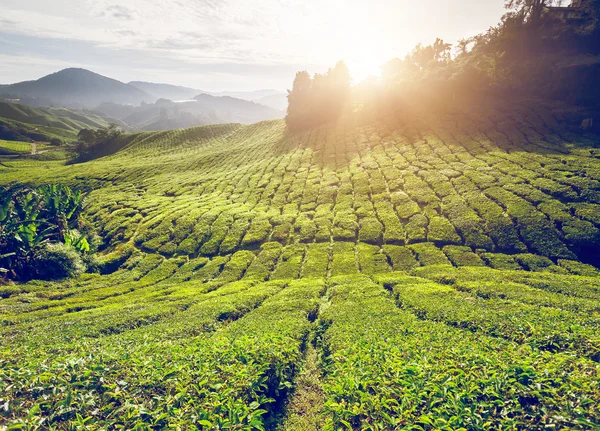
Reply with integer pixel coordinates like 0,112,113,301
0,184,89,280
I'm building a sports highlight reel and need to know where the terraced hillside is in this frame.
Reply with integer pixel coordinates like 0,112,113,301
1,104,600,429
0,102,118,133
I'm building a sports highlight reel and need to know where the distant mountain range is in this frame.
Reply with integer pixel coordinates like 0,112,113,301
0,68,287,130
128,81,287,110
95,94,283,131
127,81,201,102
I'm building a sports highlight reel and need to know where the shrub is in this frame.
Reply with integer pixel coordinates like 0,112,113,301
405,214,428,243
358,217,383,244
479,252,522,270
34,243,86,280
442,245,485,267
514,254,565,273
409,243,451,266
382,245,420,271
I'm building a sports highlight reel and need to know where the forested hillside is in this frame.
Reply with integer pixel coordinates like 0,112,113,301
1,101,599,429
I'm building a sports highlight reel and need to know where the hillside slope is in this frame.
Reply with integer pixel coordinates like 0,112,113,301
0,101,123,133
1,104,600,429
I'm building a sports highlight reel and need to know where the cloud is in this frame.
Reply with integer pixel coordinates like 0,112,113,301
0,0,507,90
0,18,17,25
103,5,135,20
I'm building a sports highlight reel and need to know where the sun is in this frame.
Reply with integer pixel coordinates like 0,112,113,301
345,54,384,83
335,25,388,83
310,1,392,84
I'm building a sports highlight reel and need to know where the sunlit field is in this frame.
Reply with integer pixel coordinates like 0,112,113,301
2,101,599,429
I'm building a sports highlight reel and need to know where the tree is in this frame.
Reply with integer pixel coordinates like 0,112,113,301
77,128,96,146
74,125,123,159
455,38,473,56
285,62,352,131
433,38,453,62
286,71,313,131
505,0,564,27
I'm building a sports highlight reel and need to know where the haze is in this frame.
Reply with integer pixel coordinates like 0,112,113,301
1,0,505,91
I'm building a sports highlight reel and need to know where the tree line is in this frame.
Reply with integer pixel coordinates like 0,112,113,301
285,0,600,131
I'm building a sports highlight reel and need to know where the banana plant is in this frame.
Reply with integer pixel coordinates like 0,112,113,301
0,252,15,274
38,184,86,240
64,229,90,253
1,184,91,280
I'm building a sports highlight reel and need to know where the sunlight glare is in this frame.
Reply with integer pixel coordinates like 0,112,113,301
320,2,389,83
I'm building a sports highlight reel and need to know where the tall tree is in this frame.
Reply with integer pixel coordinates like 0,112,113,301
455,38,473,56
286,71,312,131
505,0,564,27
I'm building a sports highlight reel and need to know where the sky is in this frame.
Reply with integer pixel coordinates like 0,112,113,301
0,0,507,92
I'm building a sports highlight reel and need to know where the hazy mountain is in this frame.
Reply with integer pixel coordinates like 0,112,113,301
128,81,202,101
205,89,284,101
2,68,155,108
128,82,288,110
191,94,284,123
256,93,288,111
94,94,284,131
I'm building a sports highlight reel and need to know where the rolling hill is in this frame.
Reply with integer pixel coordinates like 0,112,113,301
0,101,123,133
0,101,126,143
1,103,600,429
1,68,155,108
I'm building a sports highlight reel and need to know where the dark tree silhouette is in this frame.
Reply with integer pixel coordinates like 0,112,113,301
505,0,564,26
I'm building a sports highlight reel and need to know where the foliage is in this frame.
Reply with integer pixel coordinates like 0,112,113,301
74,124,125,160
287,0,600,123
0,103,599,428
0,184,91,281
285,61,351,131
34,242,86,280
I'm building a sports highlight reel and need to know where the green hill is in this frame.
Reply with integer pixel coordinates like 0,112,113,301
0,101,124,139
1,103,600,429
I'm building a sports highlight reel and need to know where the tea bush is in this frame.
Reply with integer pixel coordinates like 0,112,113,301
1,105,599,428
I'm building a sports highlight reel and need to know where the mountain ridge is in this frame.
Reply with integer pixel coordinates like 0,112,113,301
1,68,155,108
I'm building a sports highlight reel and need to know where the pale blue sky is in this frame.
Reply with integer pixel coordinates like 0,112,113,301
0,0,507,91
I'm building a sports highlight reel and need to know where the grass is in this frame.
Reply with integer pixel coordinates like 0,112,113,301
1,104,600,429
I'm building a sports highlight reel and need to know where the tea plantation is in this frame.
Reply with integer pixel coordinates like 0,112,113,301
1,104,600,429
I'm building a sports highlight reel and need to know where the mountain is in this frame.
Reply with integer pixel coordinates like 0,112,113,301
127,82,288,107
256,93,288,111
206,89,284,101
1,68,155,108
128,81,202,101
191,93,284,123
94,94,284,131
